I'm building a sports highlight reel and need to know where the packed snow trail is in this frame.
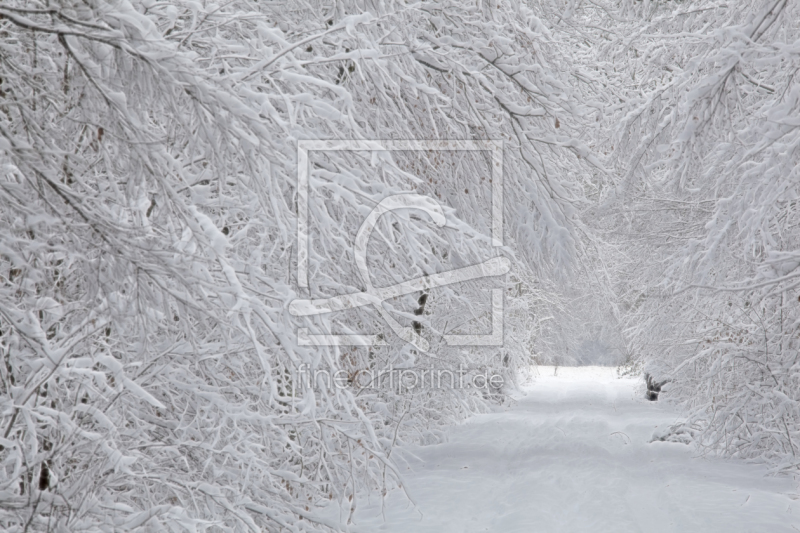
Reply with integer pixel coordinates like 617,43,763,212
335,367,800,532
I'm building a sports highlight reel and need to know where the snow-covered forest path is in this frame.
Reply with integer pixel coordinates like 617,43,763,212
342,367,800,532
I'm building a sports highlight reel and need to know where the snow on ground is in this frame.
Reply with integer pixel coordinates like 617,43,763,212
334,367,800,532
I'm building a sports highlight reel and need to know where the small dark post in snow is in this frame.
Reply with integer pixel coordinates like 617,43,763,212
645,373,668,401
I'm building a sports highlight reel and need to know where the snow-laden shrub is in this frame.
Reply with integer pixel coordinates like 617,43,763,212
593,0,800,472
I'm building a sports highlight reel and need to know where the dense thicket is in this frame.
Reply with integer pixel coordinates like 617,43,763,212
594,0,800,472
0,0,596,530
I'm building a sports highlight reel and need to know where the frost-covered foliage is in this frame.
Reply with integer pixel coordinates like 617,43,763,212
532,267,628,367
0,0,595,530
592,0,800,472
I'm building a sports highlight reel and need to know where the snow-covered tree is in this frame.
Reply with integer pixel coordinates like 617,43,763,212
0,0,597,530
593,0,800,471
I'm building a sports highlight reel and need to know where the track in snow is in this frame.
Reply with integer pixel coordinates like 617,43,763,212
341,366,800,532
